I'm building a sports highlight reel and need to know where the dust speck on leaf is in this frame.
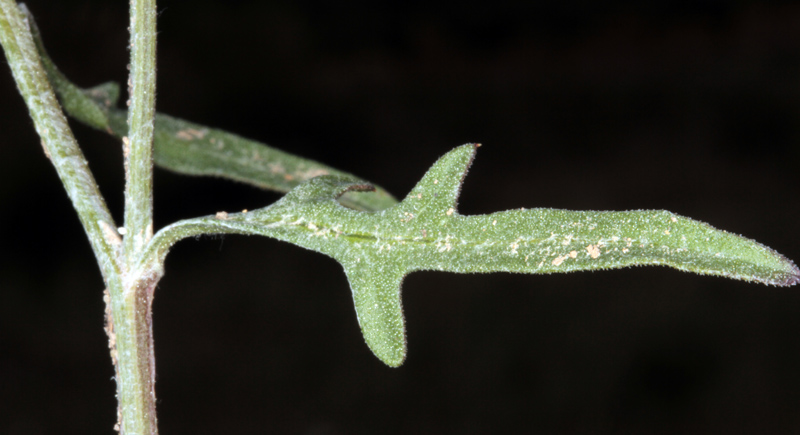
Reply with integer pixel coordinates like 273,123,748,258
175,130,192,140
298,168,330,180
586,244,601,259
215,211,228,220
176,128,207,140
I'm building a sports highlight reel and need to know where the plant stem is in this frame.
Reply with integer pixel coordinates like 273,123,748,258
109,269,161,435
124,0,157,254
0,1,121,283
115,0,161,434
2,2,163,433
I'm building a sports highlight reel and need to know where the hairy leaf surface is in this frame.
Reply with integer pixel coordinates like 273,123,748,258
151,144,799,366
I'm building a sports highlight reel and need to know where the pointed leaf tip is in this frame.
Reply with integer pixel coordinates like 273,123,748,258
782,262,800,287
399,144,478,216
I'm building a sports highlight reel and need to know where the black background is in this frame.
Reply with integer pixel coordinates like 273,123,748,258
2,1,800,433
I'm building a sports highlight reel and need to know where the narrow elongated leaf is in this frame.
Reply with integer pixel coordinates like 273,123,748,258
26,13,396,212
143,111,398,211
150,144,798,366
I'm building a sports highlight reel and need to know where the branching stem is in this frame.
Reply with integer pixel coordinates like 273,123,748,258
0,1,163,433
0,1,121,282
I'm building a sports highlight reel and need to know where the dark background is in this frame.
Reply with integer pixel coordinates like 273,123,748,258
2,1,800,433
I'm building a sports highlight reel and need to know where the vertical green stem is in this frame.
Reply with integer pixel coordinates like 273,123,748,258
110,270,161,435
124,0,156,254
117,0,160,434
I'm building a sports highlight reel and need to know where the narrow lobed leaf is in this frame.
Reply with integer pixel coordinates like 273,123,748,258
150,144,798,366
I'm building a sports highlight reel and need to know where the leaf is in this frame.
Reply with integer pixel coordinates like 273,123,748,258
151,144,799,367
27,14,397,212
144,111,398,212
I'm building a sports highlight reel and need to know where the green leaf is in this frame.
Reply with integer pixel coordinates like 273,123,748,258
27,17,396,212
143,111,398,212
150,144,798,367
